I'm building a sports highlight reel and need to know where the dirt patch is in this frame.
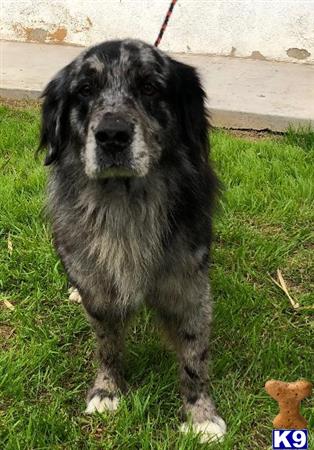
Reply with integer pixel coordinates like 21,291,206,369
249,221,285,236
284,251,314,295
48,27,68,43
13,23,68,44
286,48,311,60
249,51,267,61
24,27,48,43
225,129,282,141
0,97,41,109
0,325,15,349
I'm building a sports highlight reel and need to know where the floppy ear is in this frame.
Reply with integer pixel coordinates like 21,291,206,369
169,60,210,163
38,68,69,165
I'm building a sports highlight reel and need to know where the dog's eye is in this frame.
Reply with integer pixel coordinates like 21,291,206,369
142,82,157,96
78,83,93,97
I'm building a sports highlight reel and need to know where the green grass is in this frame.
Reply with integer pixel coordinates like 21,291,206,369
284,125,314,152
0,103,313,449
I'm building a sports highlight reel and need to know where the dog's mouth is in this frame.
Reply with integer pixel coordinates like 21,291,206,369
93,165,137,179
84,145,145,180
91,147,136,178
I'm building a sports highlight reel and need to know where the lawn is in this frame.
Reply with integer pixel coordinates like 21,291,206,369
0,103,313,450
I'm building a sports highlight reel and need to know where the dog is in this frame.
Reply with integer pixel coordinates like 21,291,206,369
38,39,226,442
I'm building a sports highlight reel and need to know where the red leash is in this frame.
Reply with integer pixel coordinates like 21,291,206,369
154,0,178,47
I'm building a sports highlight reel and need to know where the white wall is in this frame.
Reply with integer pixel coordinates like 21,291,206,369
1,0,313,64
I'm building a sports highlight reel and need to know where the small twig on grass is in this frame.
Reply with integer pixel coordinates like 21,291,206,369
7,232,13,256
3,299,15,311
269,269,314,311
269,269,299,309
277,269,300,309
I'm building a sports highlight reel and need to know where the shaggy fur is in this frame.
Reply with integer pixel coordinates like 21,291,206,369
38,39,226,442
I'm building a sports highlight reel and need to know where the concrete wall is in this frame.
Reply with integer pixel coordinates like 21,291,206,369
1,0,313,64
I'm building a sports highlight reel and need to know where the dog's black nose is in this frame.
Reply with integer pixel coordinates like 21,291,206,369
95,115,133,150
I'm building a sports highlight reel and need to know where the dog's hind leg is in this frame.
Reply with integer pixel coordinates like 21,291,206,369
84,310,129,414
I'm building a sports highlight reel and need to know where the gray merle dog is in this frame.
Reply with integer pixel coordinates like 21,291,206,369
38,39,226,442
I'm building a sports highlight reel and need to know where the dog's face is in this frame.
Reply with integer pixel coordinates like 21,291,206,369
39,39,208,179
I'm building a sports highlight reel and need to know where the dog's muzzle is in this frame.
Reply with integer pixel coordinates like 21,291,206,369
93,114,135,176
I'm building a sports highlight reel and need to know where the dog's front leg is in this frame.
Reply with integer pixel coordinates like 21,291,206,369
84,309,129,414
153,275,226,443
177,303,227,443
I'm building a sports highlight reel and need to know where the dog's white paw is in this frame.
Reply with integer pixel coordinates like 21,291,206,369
180,416,226,443
85,394,119,414
68,287,82,304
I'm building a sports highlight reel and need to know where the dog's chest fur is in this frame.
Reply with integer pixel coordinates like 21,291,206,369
48,174,169,303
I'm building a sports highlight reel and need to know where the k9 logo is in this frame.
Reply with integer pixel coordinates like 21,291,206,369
272,430,308,449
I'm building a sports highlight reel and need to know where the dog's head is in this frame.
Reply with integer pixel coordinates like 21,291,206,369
39,39,209,179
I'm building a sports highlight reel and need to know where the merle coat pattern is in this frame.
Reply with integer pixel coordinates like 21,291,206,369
39,39,226,442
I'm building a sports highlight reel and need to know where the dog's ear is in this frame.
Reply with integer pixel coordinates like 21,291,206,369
38,67,70,165
169,60,210,162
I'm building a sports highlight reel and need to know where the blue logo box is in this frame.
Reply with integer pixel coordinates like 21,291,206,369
272,429,308,449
